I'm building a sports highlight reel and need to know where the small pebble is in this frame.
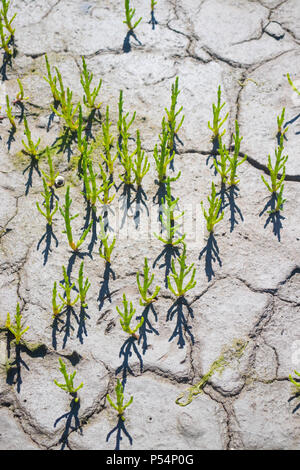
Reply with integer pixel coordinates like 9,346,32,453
55,176,65,188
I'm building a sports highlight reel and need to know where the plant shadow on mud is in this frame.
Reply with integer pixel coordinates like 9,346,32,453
118,183,148,231
137,303,159,355
259,193,285,242
98,261,116,311
116,336,143,387
6,340,29,393
148,10,158,30
153,244,180,288
166,297,194,349
122,30,142,53
37,191,60,264
199,232,222,282
54,398,82,450
106,415,133,450
23,158,41,195
219,184,244,233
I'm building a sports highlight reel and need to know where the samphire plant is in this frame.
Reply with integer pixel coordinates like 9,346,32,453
151,0,157,12
54,358,83,403
136,257,160,306
277,107,288,137
80,56,102,110
5,303,29,344
22,114,41,159
153,117,180,183
98,163,115,205
99,217,116,263
123,0,142,31
77,261,90,308
41,147,60,188
81,156,101,209
167,243,196,297
51,87,80,132
261,134,288,213
5,94,16,130
59,265,79,308
201,181,224,233
36,178,59,226
60,186,92,251
100,105,117,175
14,79,29,105
154,177,185,246
0,0,16,56
164,76,184,153
208,85,228,140
106,378,133,421
51,281,64,318
118,110,137,185
116,293,144,339
287,73,300,97
44,54,60,103
227,120,247,186
133,129,150,187
289,370,300,391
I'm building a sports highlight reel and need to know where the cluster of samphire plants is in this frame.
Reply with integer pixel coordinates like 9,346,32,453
1,0,298,435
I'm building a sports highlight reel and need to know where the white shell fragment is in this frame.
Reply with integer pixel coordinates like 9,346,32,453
54,176,65,188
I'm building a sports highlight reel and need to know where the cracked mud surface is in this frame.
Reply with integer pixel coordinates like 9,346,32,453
0,0,300,450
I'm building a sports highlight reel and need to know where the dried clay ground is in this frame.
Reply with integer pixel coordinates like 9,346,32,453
1,0,300,450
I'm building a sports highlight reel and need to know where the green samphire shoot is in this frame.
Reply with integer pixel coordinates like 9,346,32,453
54,358,83,402
106,379,133,421
136,257,160,306
5,303,29,345
116,293,144,339
167,243,196,297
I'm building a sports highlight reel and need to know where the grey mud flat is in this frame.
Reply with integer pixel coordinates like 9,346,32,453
0,0,300,450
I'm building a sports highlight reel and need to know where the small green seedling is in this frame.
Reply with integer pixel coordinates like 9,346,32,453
99,217,116,263
0,0,16,37
228,120,247,186
119,111,137,185
201,181,224,232
133,130,150,186
100,105,117,175
44,54,60,103
269,184,286,214
81,157,101,208
136,257,160,306
118,90,124,136
289,370,300,391
261,134,288,194
0,19,12,55
60,186,93,251
51,281,64,318
51,87,80,132
54,358,83,403
123,0,142,31
5,94,16,129
277,107,288,137
76,104,88,154
22,114,41,159
165,76,184,153
117,293,144,339
36,178,58,225
106,379,133,421
14,79,29,105
151,0,157,12
153,118,181,183
167,243,196,297
5,303,29,345
0,0,15,56
80,56,102,110
287,73,300,96
208,85,228,140
261,134,288,213
214,137,230,184
98,163,115,205
41,147,60,188
59,265,79,307
77,261,90,308
154,178,185,246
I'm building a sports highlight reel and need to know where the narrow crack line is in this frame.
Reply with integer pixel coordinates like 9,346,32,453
177,147,300,183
